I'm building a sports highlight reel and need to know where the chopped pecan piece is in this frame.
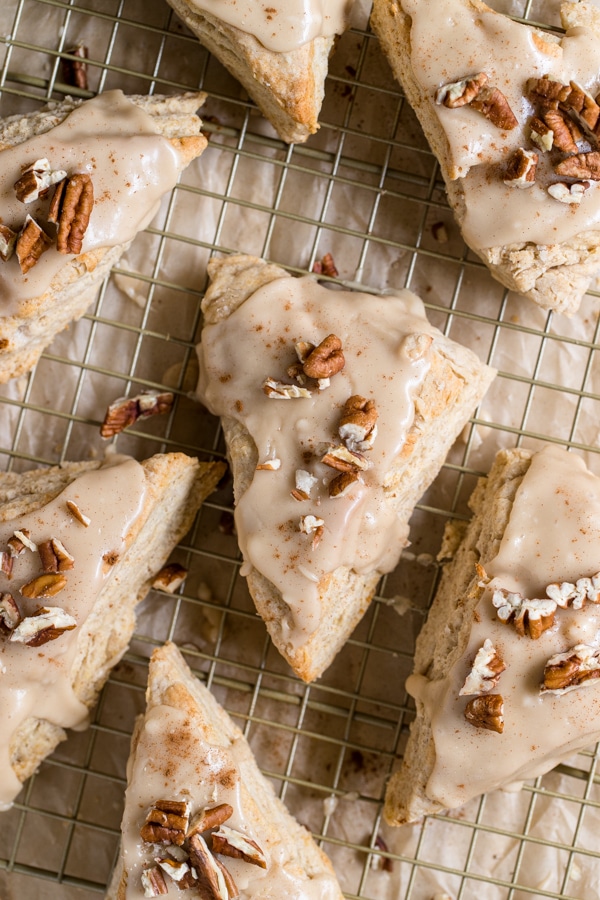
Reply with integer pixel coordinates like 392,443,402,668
100,390,174,438
339,395,378,452
8,529,36,556
256,458,281,471
459,638,505,695
542,644,600,694
555,152,600,180
431,221,449,243
312,252,339,277
321,444,371,474
10,606,77,646
0,594,21,634
211,824,267,869
435,72,489,108
0,224,17,262
20,572,67,599
546,572,600,608
464,694,504,733
152,563,188,594
141,799,190,846
299,515,324,550
48,173,94,255
156,856,192,884
0,552,13,578
188,833,229,900
262,378,312,399
66,499,91,527
543,109,579,153
492,588,556,639
548,182,590,204
62,44,88,91
504,148,538,188
527,75,571,109
140,866,168,897
529,116,554,153
286,361,308,385
471,86,518,130
187,802,233,838
302,334,345,379
38,538,74,573
291,469,317,502
562,81,600,131
329,471,359,498
15,216,52,274
14,159,67,204
214,858,239,898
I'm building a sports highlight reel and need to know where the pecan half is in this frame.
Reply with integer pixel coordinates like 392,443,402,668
48,173,94,254
211,824,267,869
504,148,538,188
187,803,233,838
152,563,188,594
555,152,600,180
20,572,67,599
0,224,17,262
100,390,174,439
471,86,518,130
435,72,489,108
188,834,229,900
459,638,505,695
464,694,504,733
140,866,168,897
16,216,52,274
0,593,21,634
339,395,378,451
542,644,600,694
14,159,67,204
141,799,190,846
302,334,345,379
10,606,77,646
527,75,571,109
38,538,74,573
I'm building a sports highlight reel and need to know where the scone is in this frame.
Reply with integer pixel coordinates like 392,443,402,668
0,89,207,382
107,641,344,899
197,254,495,682
163,0,351,143
371,0,600,315
0,452,224,809
385,445,600,825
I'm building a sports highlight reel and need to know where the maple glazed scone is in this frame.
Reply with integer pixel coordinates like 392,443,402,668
0,452,224,809
0,89,207,382
162,0,352,143
196,254,495,682
107,641,344,899
385,445,600,825
371,0,600,315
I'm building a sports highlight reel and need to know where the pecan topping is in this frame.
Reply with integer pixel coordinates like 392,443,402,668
20,572,67,599
546,573,600,608
299,515,325,551
100,390,174,439
546,108,582,151
311,252,339,277
548,182,590,204
156,856,192,884
16,216,52,274
464,694,504,733
542,644,600,694
291,469,317,502
141,799,190,846
0,552,13,578
62,44,88,91
492,588,556,639
152,563,188,594
0,594,21,634
504,148,538,188
286,362,308,385
256,458,281,471
14,159,67,204
339,395,379,452
401,332,434,362
529,116,554,153
527,75,571,109
187,834,229,900
214,857,239,898
0,224,17,262
459,638,505,695
48,173,94,255
435,72,489,108
302,334,345,379
471,85,518,130
8,529,36,556
555,152,600,181
211,824,267,869
262,378,312,399
562,81,600,131
66,499,91,527
187,803,233,838
38,538,74,573
329,471,359,498
321,444,371,474
10,606,77,646
140,866,168,897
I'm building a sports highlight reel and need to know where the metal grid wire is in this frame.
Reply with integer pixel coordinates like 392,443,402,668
0,1,599,898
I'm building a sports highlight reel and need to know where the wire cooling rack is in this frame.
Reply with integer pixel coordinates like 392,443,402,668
1,1,600,898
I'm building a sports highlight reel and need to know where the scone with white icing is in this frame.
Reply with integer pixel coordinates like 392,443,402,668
0,452,224,809
107,641,344,899
197,254,495,682
0,89,207,382
163,0,351,143
371,0,600,315
386,445,600,825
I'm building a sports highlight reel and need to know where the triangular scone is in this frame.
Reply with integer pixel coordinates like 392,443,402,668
386,445,600,825
0,452,224,809
372,0,600,315
163,0,349,143
0,90,207,382
197,254,495,682
108,641,344,899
